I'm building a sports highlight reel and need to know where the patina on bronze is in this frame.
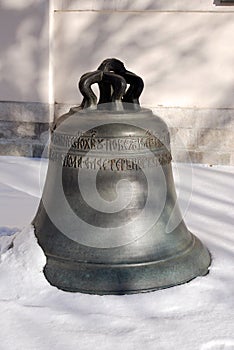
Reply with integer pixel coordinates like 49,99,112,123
33,59,211,294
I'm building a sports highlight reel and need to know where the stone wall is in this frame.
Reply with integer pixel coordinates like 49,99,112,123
0,102,51,157
153,107,234,165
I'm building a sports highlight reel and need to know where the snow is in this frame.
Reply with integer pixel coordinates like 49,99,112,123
0,156,234,350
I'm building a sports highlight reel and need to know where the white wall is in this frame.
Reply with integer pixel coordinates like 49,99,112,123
52,0,234,165
0,0,51,157
0,0,50,103
0,0,233,163
54,0,234,12
53,1,234,109
1,0,233,109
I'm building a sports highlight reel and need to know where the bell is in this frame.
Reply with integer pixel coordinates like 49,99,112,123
33,59,211,294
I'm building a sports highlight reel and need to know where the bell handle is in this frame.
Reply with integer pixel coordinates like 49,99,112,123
98,72,126,110
121,70,144,106
79,70,103,109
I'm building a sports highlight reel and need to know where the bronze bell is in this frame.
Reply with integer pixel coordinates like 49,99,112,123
33,58,211,294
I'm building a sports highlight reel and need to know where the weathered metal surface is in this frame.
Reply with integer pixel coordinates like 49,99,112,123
33,59,211,294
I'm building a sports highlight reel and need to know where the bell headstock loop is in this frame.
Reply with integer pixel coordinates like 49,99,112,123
79,58,144,111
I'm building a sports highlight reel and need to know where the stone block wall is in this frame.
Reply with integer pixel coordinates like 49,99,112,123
152,107,234,165
0,102,51,158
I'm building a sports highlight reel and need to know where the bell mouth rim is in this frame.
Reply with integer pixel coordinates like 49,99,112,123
42,234,211,295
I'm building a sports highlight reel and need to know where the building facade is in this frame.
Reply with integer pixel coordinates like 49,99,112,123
0,0,233,164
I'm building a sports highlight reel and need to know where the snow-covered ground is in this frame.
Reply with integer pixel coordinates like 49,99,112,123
0,156,233,350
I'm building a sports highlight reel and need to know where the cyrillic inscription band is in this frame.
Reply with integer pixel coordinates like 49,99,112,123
49,149,172,170
51,132,169,153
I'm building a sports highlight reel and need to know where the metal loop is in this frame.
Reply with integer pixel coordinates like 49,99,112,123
78,58,144,110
